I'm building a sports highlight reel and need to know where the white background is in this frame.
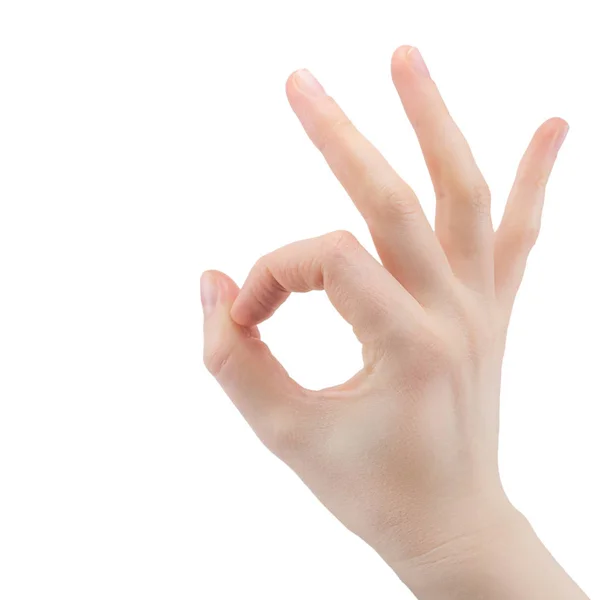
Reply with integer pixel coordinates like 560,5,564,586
0,1,598,598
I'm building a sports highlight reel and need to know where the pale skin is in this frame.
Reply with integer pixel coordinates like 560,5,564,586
201,46,589,599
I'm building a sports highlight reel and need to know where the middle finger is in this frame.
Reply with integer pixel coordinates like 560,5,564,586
286,68,452,303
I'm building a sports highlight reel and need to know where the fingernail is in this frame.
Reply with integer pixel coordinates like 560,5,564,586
294,69,326,97
201,272,219,317
554,123,569,151
407,47,430,78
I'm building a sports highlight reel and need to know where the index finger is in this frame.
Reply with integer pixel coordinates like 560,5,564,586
230,231,424,345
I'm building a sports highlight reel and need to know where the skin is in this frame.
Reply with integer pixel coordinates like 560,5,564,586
201,46,589,599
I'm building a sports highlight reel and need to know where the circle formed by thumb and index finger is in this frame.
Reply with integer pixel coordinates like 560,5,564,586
230,230,425,346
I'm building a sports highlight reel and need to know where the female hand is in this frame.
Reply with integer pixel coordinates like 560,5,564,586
202,46,585,599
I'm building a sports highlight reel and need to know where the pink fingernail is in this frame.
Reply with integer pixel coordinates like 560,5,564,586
201,272,219,317
294,69,326,97
554,123,569,151
407,47,430,78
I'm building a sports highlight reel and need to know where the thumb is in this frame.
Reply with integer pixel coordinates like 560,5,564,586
201,270,308,447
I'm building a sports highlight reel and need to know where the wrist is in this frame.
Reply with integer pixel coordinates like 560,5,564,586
380,501,588,600
368,494,526,593
394,501,527,594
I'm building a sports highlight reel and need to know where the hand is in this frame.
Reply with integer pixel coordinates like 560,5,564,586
201,47,582,598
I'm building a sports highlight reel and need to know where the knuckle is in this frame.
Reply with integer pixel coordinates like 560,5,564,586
314,117,353,154
203,344,233,378
437,179,491,219
375,185,419,221
324,230,360,260
468,181,492,215
253,254,272,277
249,257,286,309
519,172,549,192
518,224,541,249
506,223,540,251
533,175,549,191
